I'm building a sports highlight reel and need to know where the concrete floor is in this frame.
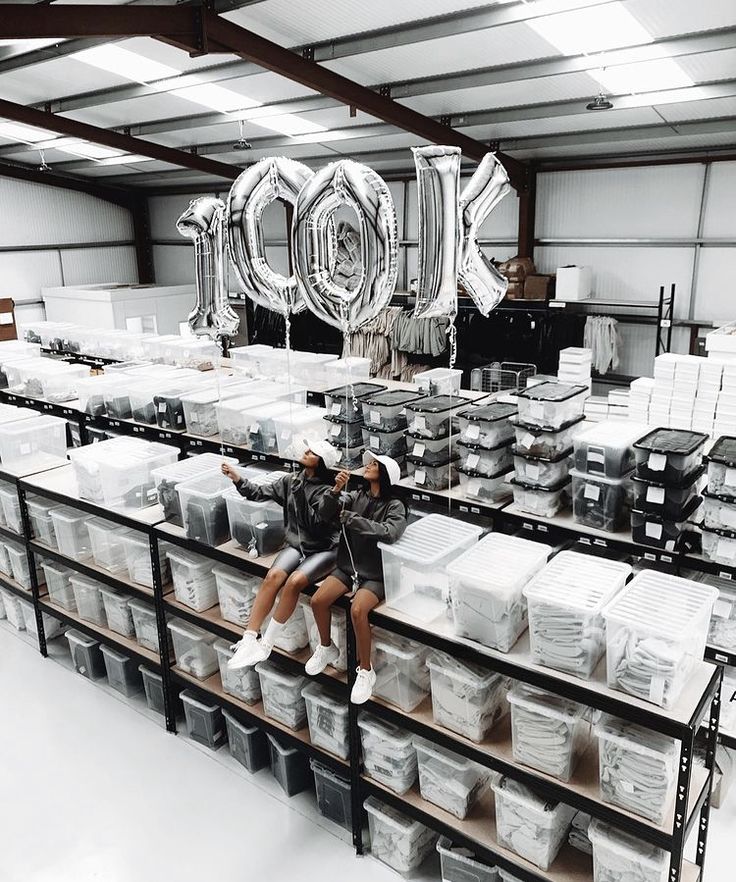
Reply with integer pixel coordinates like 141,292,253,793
1,622,732,882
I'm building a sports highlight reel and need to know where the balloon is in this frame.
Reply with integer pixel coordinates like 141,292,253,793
292,159,398,334
458,153,511,315
412,145,461,320
227,156,312,316
177,196,239,339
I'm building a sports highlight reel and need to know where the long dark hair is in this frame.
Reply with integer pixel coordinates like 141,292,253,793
366,462,408,516
313,456,333,484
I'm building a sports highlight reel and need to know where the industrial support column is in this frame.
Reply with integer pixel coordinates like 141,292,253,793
517,163,537,260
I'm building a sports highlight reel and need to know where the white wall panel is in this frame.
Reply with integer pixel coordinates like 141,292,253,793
152,245,193,286
702,162,736,238
0,251,63,304
60,246,138,287
693,249,736,321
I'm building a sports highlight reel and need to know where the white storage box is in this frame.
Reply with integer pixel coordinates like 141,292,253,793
214,638,261,704
120,532,169,589
524,551,630,678
263,604,309,653
415,736,490,819
449,533,551,652
372,629,430,712
39,363,89,403
0,415,67,468
517,382,588,430
225,488,285,557
50,506,91,560
152,452,237,525
413,367,463,397
167,617,219,679
100,644,143,697
273,405,328,458
227,343,274,374
572,421,648,479
0,484,22,533
302,682,349,759
406,394,471,440
301,598,348,672
380,513,483,622
510,476,569,518
358,712,417,794
98,585,135,638
364,796,437,876
0,542,10,576
493,777,576,871
177,472,231,547
128,598,160,652
41,560,76,610
86,517,132,574
603,570,717,708
214,394,273,446
26,497,59,548
7,542,39,590
255,660,307,730
213,564,260,626
427,651,509,743
70,573,107,627
709,580,736,653
167,547,218,611
507,683,590,782
555,266,592,301
180,382,253,437
588,819,668,882
457,466,513,504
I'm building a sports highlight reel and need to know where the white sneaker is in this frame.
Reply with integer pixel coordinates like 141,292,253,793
305,642,339,676
350,666,377,705
227,631,270,671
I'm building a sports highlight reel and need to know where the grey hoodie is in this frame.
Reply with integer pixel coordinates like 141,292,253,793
235,471,339,555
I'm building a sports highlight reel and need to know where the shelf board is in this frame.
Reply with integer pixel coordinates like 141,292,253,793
397,476,512,515
0,459,68,483
0,523,24,543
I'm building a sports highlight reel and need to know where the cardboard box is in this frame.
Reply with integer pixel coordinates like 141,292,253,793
524,274,555,300
505,281,524,300
0,299,16,342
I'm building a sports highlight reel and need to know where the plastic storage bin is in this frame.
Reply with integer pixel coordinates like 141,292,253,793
26,497,58,547
380,513,483,622
516,382,588,430
571,469,634,532
457,441,513,478
152,453,237,525
511,415,585,458
323,416,364,448
372,629,430,712
120,532,169,589
168,547,219,611
572,421,648,478
7,541,36,589
633,428,707,483
256,661,307,730
361,389,424,432
364,796,437,876
0,484,22,533
311,760,352,830
703,490,736,531
65,629,106,679
98,585,135,638
630,498,700,553
50,506,91,560
225,489,285,557
701,525,736,566
427,652,509,743
414,367,463,397
213,564,260,626
415,737,490,819
0,542,10,576
128,598,160,652
358,712,417,794
100,645,143,697
525,551,630,678
404,433,451,465
457,465,513,504
510,476,569,518
362,425,408,458
41,560,76,610
263,605,309,654
705,436,736,495
632,469,703,521
492,777,576,871
406,395,471,439
273,405,328,458
1,589,24,629
267,733,312,796
588,819,668,882
603,570,717,708
180,689,226,750
86,518,131,574
181,384,252,437
507,683,590,782
513,447,571,488
140,665,166,715
406,455,457,491
457,402,517,450
177,472,231,547
594,715,677,824
214,639,261,704
302,682,349,759
18,597,63,640
222,709,270,773
324,382,385,421
436,837,499,882
70,574,107,626
330,356,372,382
168,617,219,679
449,533,551,652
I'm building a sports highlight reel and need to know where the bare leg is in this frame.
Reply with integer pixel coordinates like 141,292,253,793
351,589,381,670
273,571,309,624
247,568,288,633
310,576,349,646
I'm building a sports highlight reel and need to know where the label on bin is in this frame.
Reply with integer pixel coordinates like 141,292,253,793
645,521,663,540
646,486,666,505
20,443,31,455
414,469,426,485
369,410,380,425
370,435,380,449
250,422,260,434
713,598,733,619
467,479,481,497
584,483,600,501
414,415,426,431
526,462,540,481
331,424,341,437
158,402,167,413
521,432,535,450
466,453,480,470
726,467,736,488
648,452,667,472
466,424,480,441
649,675,665,705
331,402,341,416
412,442,425,457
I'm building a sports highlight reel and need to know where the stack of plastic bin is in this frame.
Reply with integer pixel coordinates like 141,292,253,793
570,421,648,532
177,471,232,546
167,617,219,679
415,737,490,819
167,547,218,611
524,551,631,678
152,452,238,526
0,415,68,469
324,381,385,467
301,682,349,759
222,709,270,773
449,533,552,652
405,395,471,490
701,436,736,564
180,689,226,750
379,512,482,622
267,734,312,796
256,661,308,730
602,570,717,707
357,712,417,794
213,564,260,626
456,402,517,502
311,761,352,830
631,428,707,551
372,628,430,712
360,388,423,471
588,819,668,882
364,796,438,876
214,639,261,704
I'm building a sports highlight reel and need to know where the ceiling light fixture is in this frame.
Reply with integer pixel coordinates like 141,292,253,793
232,119,252,151
250,114,326,136
586,92,614,111
527,2,653,56
591,58,694,94
0,121,55,143
73,45,180,84
172,83,260,114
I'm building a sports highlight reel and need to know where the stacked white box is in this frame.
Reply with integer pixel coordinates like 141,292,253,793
607,389,629,422
628,377,654,423
584,395,609,423
558,347,592,386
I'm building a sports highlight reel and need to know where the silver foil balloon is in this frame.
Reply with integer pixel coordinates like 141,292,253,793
177,196,239,339
413,145,461,320
228,156,313,316
459,153,511,315
293,159,398,333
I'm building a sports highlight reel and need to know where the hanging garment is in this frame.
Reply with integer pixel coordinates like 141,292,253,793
390,310,449,357
583,315,621,375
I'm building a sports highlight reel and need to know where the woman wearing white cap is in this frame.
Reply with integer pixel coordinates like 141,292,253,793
221,439,341,670
307,451,408,704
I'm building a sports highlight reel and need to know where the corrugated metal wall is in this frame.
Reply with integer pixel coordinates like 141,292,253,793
0,177,138,325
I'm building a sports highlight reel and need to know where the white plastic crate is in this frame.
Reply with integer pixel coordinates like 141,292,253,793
120,532,170,589
0,485,22,533
436,837,499,882
213,564,260,626
128,597,160,653
415,737,490,819
358,712,417,795
364,796,437,876
70,574,107,627
6,541,34,589
589,819,668,882
214,639,261,704
302,682,349,759
572,421,648,478
273,405,328,458
372,629,430,712
413,367,463,397
167,547,218,612
167,617,219,679
406,394,471,440
255,660,307,730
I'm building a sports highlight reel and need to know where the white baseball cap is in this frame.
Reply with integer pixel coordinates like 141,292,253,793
304,438,341,470
362,450,402,486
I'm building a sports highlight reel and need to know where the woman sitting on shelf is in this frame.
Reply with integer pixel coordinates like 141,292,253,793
307,452,408,704
221,438,341,670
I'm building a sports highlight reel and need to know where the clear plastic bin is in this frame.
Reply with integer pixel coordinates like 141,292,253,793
702,490,736,532
324,416,364,448
98,585,135,638
335,442,364,470
407,455,457,491
65,629,106,679
311,760,352,830
588,819,668,882
324,382,386,421
449,533,551,653
222,709,270,773
404,433,452,466
152,453,237,525
362,425,408,458
511,415,585,458
153,380,211,432
329,356,371,382
436,836,499,882
225,489,285,557
516,382,588,430
51,506,91,561
7,542,35,589
18,597,63,640
358,712,417,794
570,468,634,533
103,378,136,420
256,660,307,730
302,682,349,759
39,363,89,403
510,476,569,518
406,394,471,439
180,689,226,750
492,777,576,871
594,714,677,824
0,485,22,533
128,598,160,652
633,468,703,522
633,428,707,483
70,574,107,626
177,472,231,546
120,532,169,589
364,796,438,876
380,512,483,622
301,598,348,672
26,497,59,547
215,394,276,447
0,415,68,468
415,736,490,819
701,525,736,566
427,651,509,743
267,733,312,796
361,389,424,432
507,683,591,781
76,374,119,417
0,542,10,576
630,498,700,553
457,466,513,504
704,436,736,495
1,588,24,629
214,639,261,704
525,551,630,678
603,570,717,708
572,421,648,478
213,564,260,626
414,367,463,397
140,665,166,715
168,617,219,679
100,645,143,697
708,581,736,652
513,447,571,488
167,547,219,611
86,518,132,574
41,560,76,610
455,440,512,478
181,383,252,437
372,629,430,712
273,405,328,458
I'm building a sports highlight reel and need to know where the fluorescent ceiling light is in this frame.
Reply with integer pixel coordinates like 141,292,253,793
250,114,326,136
0,121,54,143
93,154,152,166
172,83,260,113
296,130,352,144
592,58,693,94
528,2,653,55
56,142,123,160
73,45,179,84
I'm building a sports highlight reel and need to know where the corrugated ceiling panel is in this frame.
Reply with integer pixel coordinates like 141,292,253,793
0,57,130,104
116,37,241,70
677,48,736,83
459,106,664,140
60,246,138,286
694,248,736,320
516,128,736,157
627,0,736,39
702,161,736,237
656,95,736,122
